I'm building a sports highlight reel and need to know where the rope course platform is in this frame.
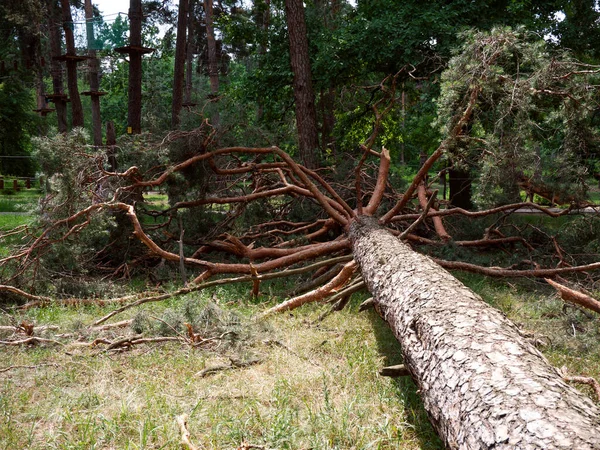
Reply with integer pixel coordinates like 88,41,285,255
114,45,156,55
52,54,90,62
32,107,56,116
81,91,107,97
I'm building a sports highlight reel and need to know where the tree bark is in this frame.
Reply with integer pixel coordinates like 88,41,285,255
204,0,220,126
59,0,85,128
449,167,473,210
256,0,270,121
284,0,320,169
350,216,600,449
171,0,189,129
85,0,103,146
184,0,196,106
106,121,117,171
48,0,68,133
128,0,143,134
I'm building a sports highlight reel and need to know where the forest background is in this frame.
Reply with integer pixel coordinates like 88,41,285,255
2,0,600,448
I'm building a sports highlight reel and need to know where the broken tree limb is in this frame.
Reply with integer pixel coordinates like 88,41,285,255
259,260,357,316
0,363,61,373
176,414,200,450
90,319,133,332
0,324,60,334
0,337,64,346
563,376,600,403
92,255,354,326
435,258,600,278
545,278,600,315
195,358,262,377
364,147,391,215
350,216,600,449
324,277,365,304
290,263,343,296
416,183,451,241
399,188,438,240
0,285,54,305
104,336,181,351
358,297,374,312
379,364,411,378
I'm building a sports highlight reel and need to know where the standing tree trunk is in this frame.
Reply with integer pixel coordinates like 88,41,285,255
84,0,103,146
449,167,473,210
106,121,117,171
255,0,270,121
171,0,189,129
315,0,339,155
127,0,144,134
59,0,85,128
183,0,196,107
47,0,69,133
284,0,319,169
319,87,336,154
350,216,600,449
204,0,220,126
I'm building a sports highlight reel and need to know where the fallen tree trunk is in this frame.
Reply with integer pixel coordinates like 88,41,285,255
349,216,600,449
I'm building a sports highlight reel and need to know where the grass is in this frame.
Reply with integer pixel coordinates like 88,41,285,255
0,214,34,231
0,287,443,450
0,188,41,213
2,274,599,449
0,189,40,233
0,188,599,448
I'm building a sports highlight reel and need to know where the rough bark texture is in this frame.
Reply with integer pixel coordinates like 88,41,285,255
449,167,473,210
49,1,68,132
128,0,143,134
171,0,189,129
349,216,600,449
284,0,320,169
184,0,196,106
106,121,117,170
204,0,220,125
59,0,84,128
85,0,102,146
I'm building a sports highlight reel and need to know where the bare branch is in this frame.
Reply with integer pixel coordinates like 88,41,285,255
545,278,600,315
260,260,357,316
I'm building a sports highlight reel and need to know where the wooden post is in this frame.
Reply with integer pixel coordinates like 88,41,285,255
0,179,4,190
114,0,154,134
128,0,143,134
106,121,117,171
13,179,19,191
26,178,31,189
59,0,85,128
48,3,68,133
84,0,103,146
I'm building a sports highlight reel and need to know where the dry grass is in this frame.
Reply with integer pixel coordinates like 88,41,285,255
0,290,441,450
2,275,599,449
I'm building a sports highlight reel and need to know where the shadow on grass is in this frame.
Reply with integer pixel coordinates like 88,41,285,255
366,308,444,450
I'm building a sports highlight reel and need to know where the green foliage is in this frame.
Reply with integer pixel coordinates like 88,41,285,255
99,18,176,136
33,128,101,215
29,129,119,279
0,80,38,176
549,0,600,63
436,28,597,207
557,216,600,261
96,14,129,50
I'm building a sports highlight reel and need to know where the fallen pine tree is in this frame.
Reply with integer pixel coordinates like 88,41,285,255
351,216,600,448
3,29,600,449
